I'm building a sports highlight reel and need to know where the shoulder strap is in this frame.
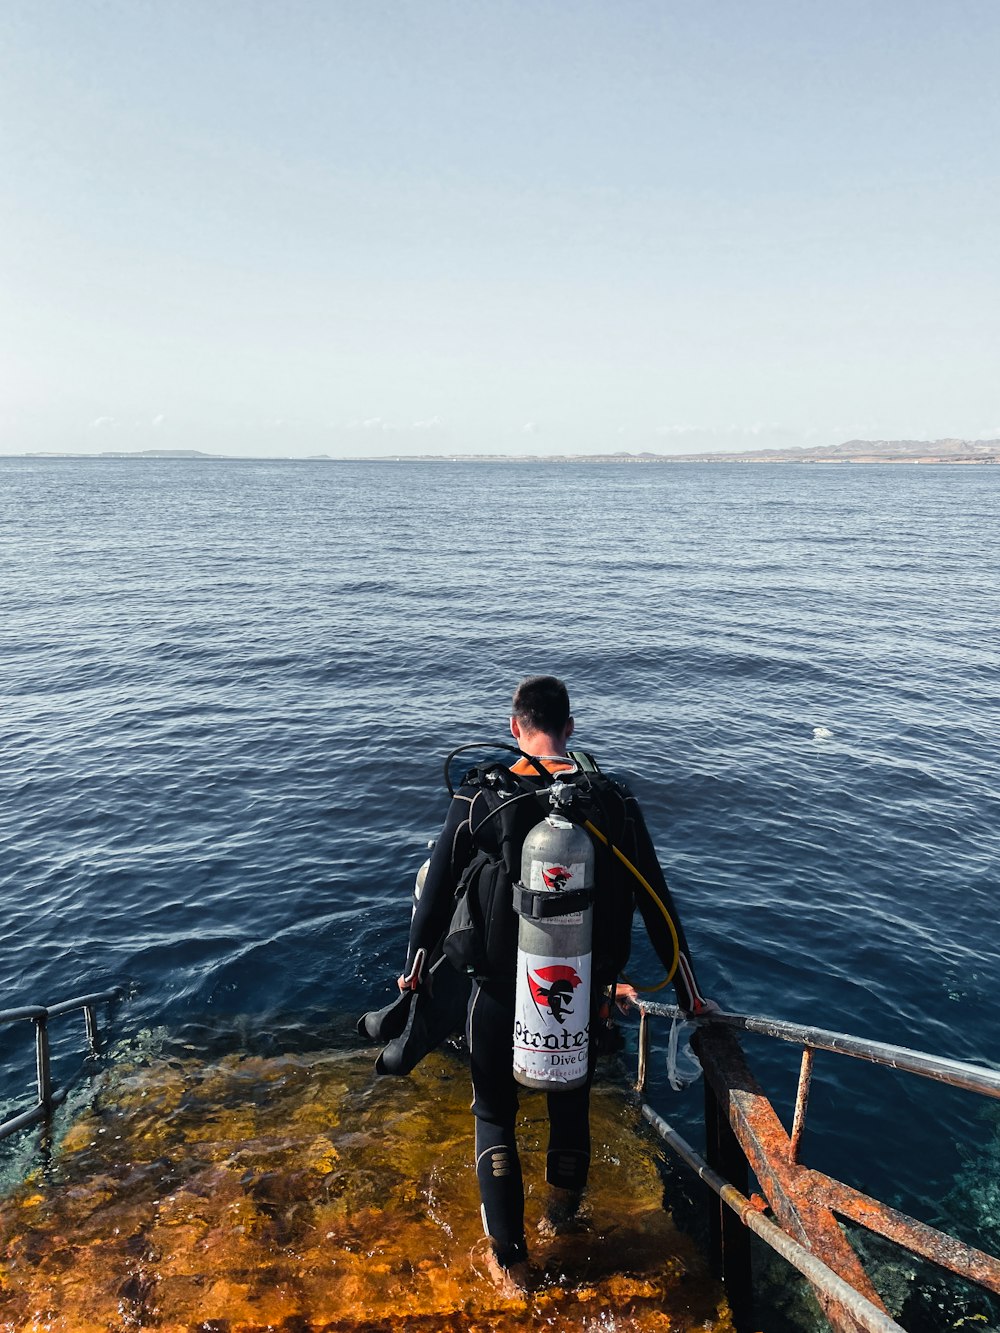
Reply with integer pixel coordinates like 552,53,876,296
465,766,548,870
569,749,602,774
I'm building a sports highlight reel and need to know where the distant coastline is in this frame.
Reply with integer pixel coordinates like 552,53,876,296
9,438,1000,465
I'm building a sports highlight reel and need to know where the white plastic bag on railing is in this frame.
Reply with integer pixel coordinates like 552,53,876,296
666,1011,703,1091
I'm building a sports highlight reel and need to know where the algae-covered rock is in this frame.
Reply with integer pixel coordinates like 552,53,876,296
0,1045,732,1332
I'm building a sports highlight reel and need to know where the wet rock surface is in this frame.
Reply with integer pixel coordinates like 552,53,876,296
0,1044,732,1332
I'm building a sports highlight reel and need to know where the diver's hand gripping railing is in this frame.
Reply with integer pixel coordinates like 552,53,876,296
634,1000,1000,1333
0,988,123,1142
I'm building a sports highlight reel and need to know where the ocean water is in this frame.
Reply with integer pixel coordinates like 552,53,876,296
2,456,998,1325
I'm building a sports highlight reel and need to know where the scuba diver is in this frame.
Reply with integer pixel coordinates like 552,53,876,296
389,675,711,1294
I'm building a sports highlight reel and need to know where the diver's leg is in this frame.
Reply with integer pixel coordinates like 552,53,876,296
544,1082,590,1193
541,1008,597,1231
467,980,528,1271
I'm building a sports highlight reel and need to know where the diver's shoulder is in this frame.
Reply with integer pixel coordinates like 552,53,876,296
583,757,635,796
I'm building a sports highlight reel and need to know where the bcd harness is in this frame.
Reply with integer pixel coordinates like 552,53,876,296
441,750,680,994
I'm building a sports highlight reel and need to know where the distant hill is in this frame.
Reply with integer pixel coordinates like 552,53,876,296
461,438,1000,464
25,448,226,459
388,438,1000,464
670,437,1000,464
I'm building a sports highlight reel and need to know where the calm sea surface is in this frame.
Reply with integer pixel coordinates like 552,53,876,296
2,457,998,1323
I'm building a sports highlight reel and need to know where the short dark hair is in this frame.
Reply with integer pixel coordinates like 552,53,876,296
511,676,571,734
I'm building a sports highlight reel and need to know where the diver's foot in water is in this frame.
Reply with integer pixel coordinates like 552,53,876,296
537,1186,587,1237
484,1246,533,1298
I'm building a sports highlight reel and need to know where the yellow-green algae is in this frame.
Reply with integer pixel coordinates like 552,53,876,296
0,1043,733,1332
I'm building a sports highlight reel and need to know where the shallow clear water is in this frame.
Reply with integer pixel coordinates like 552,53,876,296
2,456,998,1325
0,1044,730,1332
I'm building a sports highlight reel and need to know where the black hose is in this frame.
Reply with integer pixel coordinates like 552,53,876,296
441,740,553,796
442,741,521,797
469,787,550,842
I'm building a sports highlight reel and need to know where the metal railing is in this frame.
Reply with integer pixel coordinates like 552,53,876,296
635,1001,1000,1333
0,988,123,1142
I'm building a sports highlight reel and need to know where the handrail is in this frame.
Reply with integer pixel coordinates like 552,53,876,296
639,1000,1000,1100
641,1103,907,1333
0,1006,48,1023
0,987,123,1143
634,999,1000,1332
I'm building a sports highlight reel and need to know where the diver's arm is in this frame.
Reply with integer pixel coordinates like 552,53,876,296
625,794,711,1015
402,790,474,983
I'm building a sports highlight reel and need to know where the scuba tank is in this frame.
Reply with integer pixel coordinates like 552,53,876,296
512,785,595,1090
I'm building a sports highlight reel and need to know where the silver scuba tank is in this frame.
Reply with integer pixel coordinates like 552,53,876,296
512,803,595,1090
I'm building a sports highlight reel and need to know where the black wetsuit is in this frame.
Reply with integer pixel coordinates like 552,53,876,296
405,760,706,1268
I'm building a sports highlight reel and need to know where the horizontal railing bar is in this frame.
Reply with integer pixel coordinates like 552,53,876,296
45,988,122,1019
641,1102,906,1333
640,1002,1000,1100
0,1104,47,1142
0,1084,69,1143
0,1007,48,1025
1,990,121,1028
0,1087,66,1141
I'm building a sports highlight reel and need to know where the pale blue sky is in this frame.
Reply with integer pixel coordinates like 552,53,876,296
2,2,998,456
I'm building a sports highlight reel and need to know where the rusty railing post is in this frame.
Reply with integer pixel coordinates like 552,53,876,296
790,1046,814,1164
702,1052,754,1329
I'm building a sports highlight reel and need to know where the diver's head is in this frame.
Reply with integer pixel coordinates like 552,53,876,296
510,676,574,755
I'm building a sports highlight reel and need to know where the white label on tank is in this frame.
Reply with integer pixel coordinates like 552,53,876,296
528,859,586,893
513,949,592,1085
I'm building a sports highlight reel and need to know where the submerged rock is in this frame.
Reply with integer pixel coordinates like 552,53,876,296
0,1044,732,1332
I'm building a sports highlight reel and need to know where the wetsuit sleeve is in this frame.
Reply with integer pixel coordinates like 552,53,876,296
404,789,476,978
624,793,709,1015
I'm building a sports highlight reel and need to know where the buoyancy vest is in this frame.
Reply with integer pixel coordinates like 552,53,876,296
442,756,636,985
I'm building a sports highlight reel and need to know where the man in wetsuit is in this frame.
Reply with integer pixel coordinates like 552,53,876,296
398,676,708,1292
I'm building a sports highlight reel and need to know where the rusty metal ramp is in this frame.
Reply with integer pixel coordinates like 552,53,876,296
0,1041,733,1333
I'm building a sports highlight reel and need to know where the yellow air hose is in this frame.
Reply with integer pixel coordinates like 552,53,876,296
583,819,679,993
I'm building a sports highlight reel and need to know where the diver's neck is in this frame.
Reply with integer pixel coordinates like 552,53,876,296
519,734,570,758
